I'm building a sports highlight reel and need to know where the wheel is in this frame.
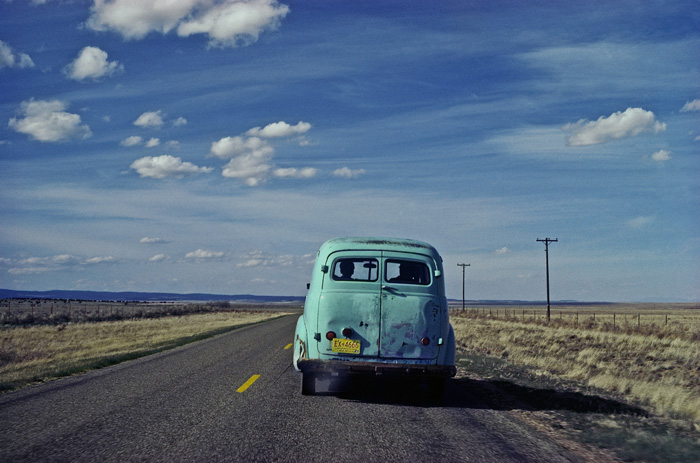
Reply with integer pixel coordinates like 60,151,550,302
301,372,316,395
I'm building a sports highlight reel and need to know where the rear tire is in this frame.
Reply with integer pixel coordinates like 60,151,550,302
301,372,316,395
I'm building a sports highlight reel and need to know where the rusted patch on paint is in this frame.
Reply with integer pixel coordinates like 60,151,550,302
325,237,435,252
296,334,307,359
358,239,430,249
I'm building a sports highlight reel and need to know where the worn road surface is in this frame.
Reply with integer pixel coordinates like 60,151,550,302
1,315,584,462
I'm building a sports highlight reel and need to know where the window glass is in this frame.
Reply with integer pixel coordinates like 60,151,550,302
332,258,378,281
384,260,431,285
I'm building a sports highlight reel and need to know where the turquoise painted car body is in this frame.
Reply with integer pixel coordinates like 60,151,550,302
293,237,456,395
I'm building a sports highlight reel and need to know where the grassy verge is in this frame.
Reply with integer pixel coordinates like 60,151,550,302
1,298,302,326
451,312,700,462
0,311,289,392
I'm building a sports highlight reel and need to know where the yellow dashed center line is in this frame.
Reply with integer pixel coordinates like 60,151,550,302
236,374,260,393
284,343,293,350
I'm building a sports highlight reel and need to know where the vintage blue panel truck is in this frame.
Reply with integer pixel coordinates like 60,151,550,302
293,237,456,396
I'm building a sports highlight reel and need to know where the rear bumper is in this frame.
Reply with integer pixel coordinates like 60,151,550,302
297,359,456,378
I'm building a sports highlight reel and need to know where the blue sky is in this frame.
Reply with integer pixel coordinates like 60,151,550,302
1,0,698,302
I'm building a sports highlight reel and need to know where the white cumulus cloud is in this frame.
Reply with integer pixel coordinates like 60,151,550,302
176,0,290,47
246,121,311,138
145,137,161,148
211,136,274,186
140,237,166,244
563,107,666,147
65,46,123,81
236,251,296,268
494,247,510,255
9,99,91,142
121,135,143,146
0,40,35,69
210,136,273,159
87,0,201,39
133,110,165,128
651,149,671,162
273,167,317,179
185,249,225,260
87,0,290,48
680,99,700,112
212,121,316,186
130,155,213,178
221,150,273,186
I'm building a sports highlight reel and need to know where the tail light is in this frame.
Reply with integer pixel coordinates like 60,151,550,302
326,331,337,340
342,327,353,337
421,337,430,346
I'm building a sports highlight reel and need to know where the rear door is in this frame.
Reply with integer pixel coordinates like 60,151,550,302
317,251,381,358
379,252,441,360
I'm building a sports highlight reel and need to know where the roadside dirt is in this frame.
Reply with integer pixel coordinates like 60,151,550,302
453,364,622,462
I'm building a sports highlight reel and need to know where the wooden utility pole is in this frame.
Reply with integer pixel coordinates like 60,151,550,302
537,238,558,322
457,263,470,310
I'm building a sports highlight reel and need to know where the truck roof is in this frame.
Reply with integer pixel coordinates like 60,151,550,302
318,237,441,259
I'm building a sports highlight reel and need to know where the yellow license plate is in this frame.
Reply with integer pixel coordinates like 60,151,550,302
331,338,361,354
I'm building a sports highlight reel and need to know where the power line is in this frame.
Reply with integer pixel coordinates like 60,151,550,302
536,238,558,322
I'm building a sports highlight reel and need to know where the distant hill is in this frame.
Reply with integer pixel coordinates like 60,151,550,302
0,289,305,303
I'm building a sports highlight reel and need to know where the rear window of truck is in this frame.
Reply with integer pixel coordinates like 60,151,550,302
385,259,431,285
331,258,379,281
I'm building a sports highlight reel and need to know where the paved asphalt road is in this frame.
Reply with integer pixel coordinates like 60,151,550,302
0,315,585,462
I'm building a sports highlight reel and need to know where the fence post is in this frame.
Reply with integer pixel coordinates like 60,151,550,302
638,313,640,328
613,313,616,329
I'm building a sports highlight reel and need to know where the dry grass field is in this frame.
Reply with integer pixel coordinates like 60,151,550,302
1,298,300,325
450,303,700,423
0,311,289,392
451,303,700,337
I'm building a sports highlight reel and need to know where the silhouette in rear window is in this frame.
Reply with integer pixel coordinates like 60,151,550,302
332,258,378,281
386,260,430,285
